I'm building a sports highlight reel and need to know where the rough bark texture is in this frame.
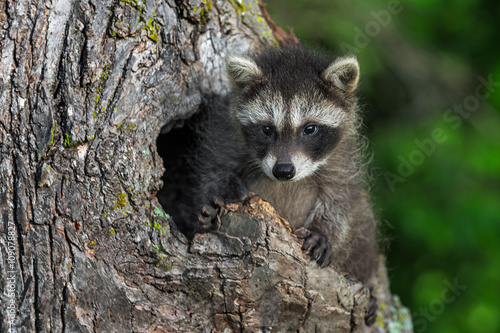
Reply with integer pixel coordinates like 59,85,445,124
0,0,412,332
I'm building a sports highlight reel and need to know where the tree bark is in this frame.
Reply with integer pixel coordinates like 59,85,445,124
0,0,412,332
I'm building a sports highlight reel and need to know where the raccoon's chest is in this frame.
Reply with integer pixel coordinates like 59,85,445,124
247,177,318,229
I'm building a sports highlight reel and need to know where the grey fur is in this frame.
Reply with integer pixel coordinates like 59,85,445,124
192,45,378,283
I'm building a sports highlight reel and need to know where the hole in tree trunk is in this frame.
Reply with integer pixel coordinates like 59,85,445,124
156,116,200,237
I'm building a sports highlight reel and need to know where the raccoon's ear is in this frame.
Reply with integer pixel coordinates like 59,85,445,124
226,55,263,88
322,56,360,93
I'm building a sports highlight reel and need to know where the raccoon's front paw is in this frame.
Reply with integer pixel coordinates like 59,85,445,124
365,294,378,326
295,228,334,267
197,196,225,232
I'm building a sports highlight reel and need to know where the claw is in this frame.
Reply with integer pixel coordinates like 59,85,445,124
311,236,326,260
365,295,378,326
212,196,225,207
302,235,317,252
201,205,217,217
321,250,334,267
318,249,333,267
294,227,311,239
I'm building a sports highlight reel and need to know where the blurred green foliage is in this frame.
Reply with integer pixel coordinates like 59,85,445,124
266,1,500,332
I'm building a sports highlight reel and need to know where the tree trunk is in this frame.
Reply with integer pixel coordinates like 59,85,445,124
0,0,412,332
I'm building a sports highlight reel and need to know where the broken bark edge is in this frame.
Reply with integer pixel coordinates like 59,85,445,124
190,197,413,332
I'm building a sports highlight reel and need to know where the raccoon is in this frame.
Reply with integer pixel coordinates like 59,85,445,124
192,44,378,287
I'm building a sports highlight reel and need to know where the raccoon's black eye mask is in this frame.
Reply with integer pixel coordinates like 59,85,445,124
241,124,276,159
301,125,342,161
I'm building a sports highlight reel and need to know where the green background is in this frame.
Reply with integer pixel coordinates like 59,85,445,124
266,1,500,332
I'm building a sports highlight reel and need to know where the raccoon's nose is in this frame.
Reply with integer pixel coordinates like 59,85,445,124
273,163,296,180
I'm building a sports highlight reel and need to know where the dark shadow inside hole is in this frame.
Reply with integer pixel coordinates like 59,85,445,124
157,96,228,238
156,116,199,237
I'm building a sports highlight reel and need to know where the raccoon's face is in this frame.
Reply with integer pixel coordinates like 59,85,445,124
236,90,346,181
227,47,360,182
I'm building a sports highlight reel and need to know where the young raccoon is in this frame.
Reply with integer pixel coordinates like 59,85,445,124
192,44,378,285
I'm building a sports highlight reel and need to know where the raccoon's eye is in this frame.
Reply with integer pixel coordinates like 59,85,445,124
303,124,319,136
261,125,274,136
